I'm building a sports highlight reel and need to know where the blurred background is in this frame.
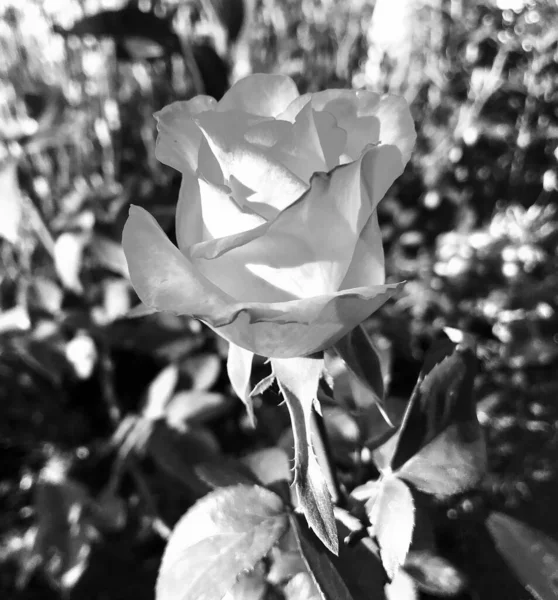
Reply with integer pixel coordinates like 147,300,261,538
1,0,558,598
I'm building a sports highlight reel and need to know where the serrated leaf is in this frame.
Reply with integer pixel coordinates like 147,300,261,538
382,339,486,498
223,562,267,600
385,570,418,600
227,343,255,425
486,511,558,600
367,475,415,580
404,551,467,597
241,447,291,486
334,325,385,406
331,508,385,600
156,485,288,600
250,373,276,397
273,357,338,555
290,514,354,600
143,364,180,420
0,159,23,244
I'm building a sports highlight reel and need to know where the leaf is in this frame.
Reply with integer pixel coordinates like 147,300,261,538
331,508,385,600
91,233,129,277
33,466,95,590
403,551,468,597
272,357,338,555
241,447,292,486
156,485,288,600
227,343,255,425
366,475,415,580
54,232,89,294
165,390,229,428
334,325,385,407
143,364,180,420
194,458,259,489
147,420,219,493
250,373,276,397
284,572,321,600
183,353,221,390
0,159,23,243
223,562,267,600
486,511,558,600
384,339,486,498
290,514,354,600
385,570,418,600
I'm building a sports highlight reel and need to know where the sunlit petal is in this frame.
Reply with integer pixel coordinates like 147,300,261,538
154,96,217,173
217,74,300,117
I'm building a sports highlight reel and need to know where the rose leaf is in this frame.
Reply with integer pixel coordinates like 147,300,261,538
289,514,354,600
366,474,415,581
156,485,288,600
486,511,558,600
382,339,486,498
334,325,386,409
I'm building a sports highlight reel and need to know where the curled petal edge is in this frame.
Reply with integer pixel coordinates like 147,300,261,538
122,205,402,358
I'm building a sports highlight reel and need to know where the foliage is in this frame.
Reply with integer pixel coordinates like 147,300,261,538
1,0,558,599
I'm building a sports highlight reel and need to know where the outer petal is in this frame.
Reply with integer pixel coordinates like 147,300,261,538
281,90,416,165
154,96,217,173
340,210,384,290
122,206,403,358
191,144,403,300
217,74,300,117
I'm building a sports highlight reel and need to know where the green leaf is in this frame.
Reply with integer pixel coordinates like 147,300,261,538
194,458,260,489
331,508,385,600
143,364,180,420
290,514,354,600
366,475,415,581
403,551,467,597
272,356,338,555
147,420,219,495
487,511,558,600
241,447,292,486
156,485,288,600
381,339,486,498
334,325,386,407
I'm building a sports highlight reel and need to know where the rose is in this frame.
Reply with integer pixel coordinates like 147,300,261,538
122,74,415,360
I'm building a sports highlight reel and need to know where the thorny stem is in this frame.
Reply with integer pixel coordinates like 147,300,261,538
310,408,344,507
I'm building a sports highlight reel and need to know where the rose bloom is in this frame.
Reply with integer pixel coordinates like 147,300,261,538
122,74,415,359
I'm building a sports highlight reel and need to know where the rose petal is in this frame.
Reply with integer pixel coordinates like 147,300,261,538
123,206,233,310
210,283,403,358
265,103,329,182
154,96,217,173
281,90,416,165
195,110,307,215
217,74,300,117
175,171,205,251
197,177,265,241
123,206,403,358
340,211,384,290
191,144,403,299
